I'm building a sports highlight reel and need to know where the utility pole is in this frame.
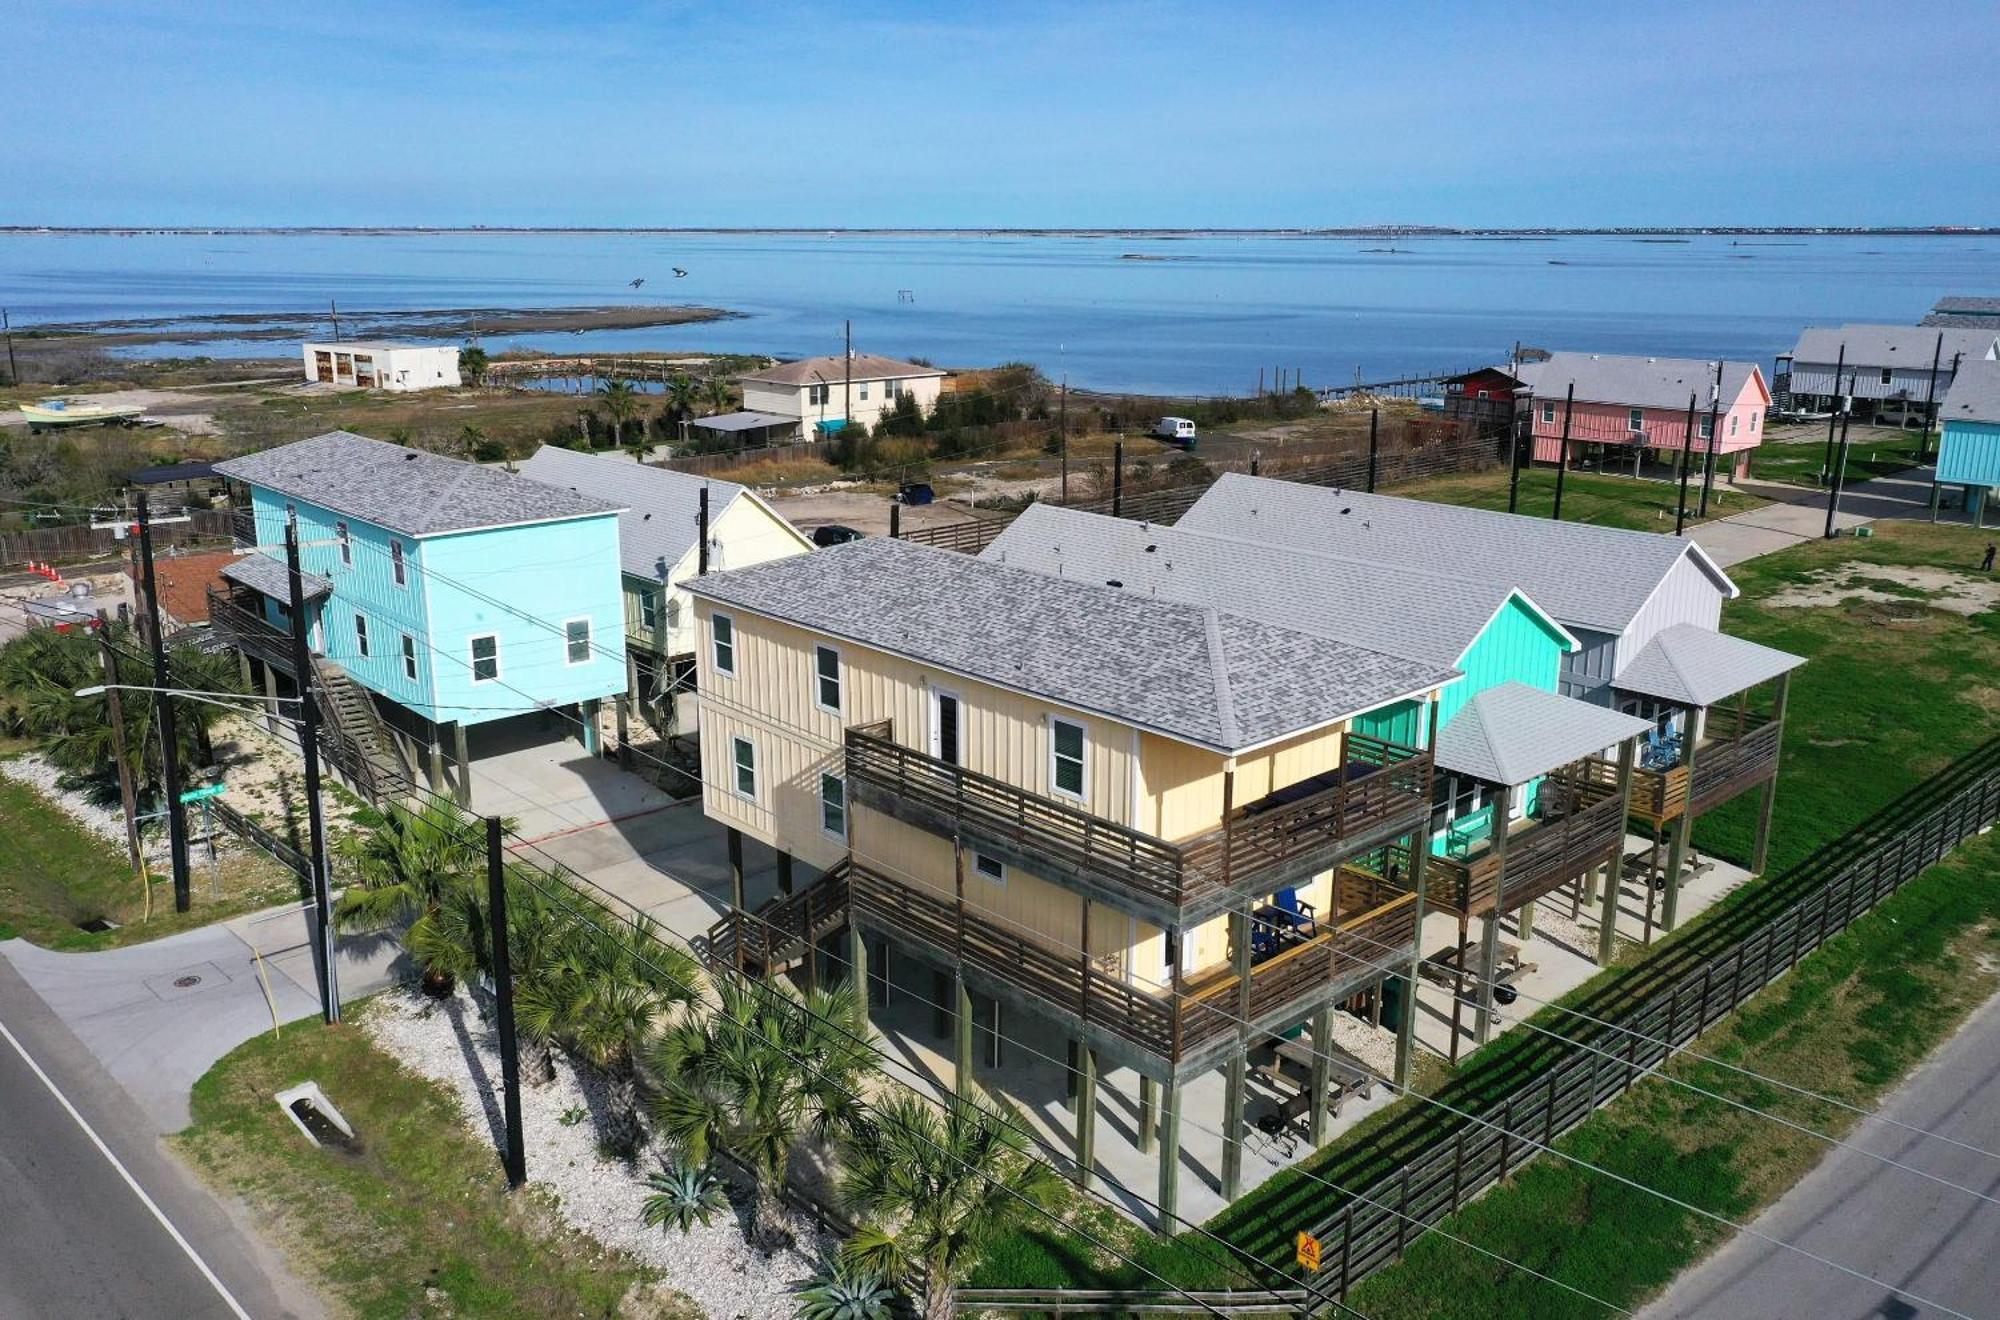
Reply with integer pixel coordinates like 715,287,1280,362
330,298,341,343
1112,440,1124,518
696,486,710,575
98,630,143,881
843,320,852,428
486,817,527,1188
135,493,191,914
1,307,18,385
1820,344,1846,480
1366,408,1380,493
1058,376,1069,504
1825,396,1854,540
1552,383,1575,521
1674,392,1698,536
1698,361,1723,518
1918,332,1945,463
285,514,338,1024
1507,402,1525,514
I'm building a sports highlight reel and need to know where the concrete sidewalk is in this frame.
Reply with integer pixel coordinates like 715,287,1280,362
0,905,405,1132
1691,465,1965,568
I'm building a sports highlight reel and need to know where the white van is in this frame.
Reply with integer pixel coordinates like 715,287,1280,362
1150,416,1197,446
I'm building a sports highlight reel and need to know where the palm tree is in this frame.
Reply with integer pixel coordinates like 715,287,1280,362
701,376,736,415
600,380,641,452
405,866,565,1086
648,975,878,1250
794,1261,898,1320
334,797,488,993
517,908,702,1155
664,374,701,424
459,344,490,387
839,1088,1057,1320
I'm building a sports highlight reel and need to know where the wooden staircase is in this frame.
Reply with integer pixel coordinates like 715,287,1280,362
700,862,851,976
310,656,411,805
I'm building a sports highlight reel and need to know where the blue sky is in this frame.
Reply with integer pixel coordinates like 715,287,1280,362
9,0,1995,227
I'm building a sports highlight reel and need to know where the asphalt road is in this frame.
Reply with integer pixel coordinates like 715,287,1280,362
1643,988,2000,1320
0,956,315,1320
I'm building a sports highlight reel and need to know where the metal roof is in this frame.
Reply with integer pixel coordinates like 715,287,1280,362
516,445,807,583
129,461,218,485
1176,474,1736,635
981,503,1575,670
222,552,332,605
688,410,799,433
687,536,1456,755
1786,324,1999,369
1612,623,1805,709
215,432,622,538
1436,682,1652,787
1941,359,2000,426
1931,296,2000,317
739,353,945,387
1513,351,1764,411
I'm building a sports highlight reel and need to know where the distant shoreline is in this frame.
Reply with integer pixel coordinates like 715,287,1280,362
1,225,1995,238
12,304,735,350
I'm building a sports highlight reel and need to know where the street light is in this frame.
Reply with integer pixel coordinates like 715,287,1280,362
76,683,299,720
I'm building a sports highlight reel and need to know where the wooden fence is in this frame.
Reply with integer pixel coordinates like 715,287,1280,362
1287,752,2000,1310
658,437,825,476
1,508,233,568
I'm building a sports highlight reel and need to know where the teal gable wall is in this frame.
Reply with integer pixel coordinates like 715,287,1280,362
1937,420,2000,488
243,486,626,726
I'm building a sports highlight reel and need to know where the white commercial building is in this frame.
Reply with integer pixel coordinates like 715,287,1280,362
738,351,946,436
301,342,462,392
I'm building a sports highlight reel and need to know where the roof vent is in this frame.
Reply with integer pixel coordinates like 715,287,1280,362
1106,579,1123,588
405,452,417,460
1145,544,1157,553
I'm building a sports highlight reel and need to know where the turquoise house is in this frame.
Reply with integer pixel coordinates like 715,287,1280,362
1936,361,2000,522
213,431,628,800
978,504,1579,855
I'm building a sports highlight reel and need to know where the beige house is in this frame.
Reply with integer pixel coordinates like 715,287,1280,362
686,537,1453,1216
738,352,946,437
516,445,812,733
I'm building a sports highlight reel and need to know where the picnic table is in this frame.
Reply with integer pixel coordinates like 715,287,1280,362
1253,1027,1381,1133
1419,939,1539,1008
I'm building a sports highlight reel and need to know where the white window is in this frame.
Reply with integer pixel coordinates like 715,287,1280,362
711,613,736,675
390,539,406,587
820,772,847,838
639,588,659,631
565,617,592,666
1730,414,1740,436
353,612,370,658
858,381,870,401
732,736,757,799
401,633,418,682
808,383,829,406
470,634,500,683
814,644,841,712
1627,408,1645,433
336,520,352,566
1050,718,1086,798
973,852,1005,882
1880,367,1894,386
1752,411,1761,432
1698,416,1715,440
1541,402,1556,424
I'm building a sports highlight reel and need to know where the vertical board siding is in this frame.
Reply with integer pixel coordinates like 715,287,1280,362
1440,597,1568,728
1937,421,2000,487
1614,553,1729,686
1558,627,1620,704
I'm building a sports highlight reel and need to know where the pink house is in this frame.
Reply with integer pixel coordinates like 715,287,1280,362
1515,352,1770,479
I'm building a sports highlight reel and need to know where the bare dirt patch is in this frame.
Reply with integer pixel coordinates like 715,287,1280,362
1764,564,2000,616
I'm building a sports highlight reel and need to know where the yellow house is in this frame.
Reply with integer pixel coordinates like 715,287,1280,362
686,536,1455,1211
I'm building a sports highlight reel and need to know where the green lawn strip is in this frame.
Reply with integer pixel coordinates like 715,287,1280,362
1749,431,1925,485
175,1005,687,1320
1344,830,2000,1319
0,769,299,949
1389,469,1766,532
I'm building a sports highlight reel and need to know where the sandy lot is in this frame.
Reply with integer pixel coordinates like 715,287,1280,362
1765,564,2000,616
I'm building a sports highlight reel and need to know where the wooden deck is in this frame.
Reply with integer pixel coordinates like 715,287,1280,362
206,584,295,674
1551,712,1783,828
1428,777,1628,919
844,721,1431,925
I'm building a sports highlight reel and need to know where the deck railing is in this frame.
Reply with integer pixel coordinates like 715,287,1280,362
843,722,1430,919
1429,780,1628,918
206,585,295,673
1553,711,1782,826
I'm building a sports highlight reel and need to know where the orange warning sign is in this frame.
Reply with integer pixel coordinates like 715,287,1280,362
1296,1230,1322,1273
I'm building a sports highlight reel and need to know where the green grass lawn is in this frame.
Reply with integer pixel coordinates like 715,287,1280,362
1391,467,1768,532
1748,428,1927,486
0,768,299,949
176,1006,691,1320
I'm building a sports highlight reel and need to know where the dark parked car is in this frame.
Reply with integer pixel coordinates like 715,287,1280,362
898,481,935,506
811,524,866,548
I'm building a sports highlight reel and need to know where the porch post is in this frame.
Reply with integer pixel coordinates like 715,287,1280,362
1156,1077,1182,1234
614,694,632,770
727,827,744,913
1395,818,1432,1088
1074,1043,1097,1190
1310,1006,1333,1145
1138,1076,1156,1154
776,849,794,898
847,921,868,1004
452,720,470,807
954,974,974,1095
1221,903,1252,1200
1474,782,1513,1047
261,660,281,736
1599,736,1638,964
427,721,446,793
1663,705,1706,933
1751,673,1791,875
1517,899,1536,943
579,699,601,755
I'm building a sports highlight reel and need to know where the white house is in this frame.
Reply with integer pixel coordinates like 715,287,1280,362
738,351,946,436
1777,325,1999,422
302,342,463,392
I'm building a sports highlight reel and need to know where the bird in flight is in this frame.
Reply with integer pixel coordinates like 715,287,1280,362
672,267,689,278
629,277,646,289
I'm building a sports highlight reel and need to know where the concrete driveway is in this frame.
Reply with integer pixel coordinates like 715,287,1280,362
1691,466,1965,569
463,723,677,842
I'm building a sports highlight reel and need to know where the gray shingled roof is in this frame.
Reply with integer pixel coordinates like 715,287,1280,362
1436,682,1652,787
1941,359,2000,426
1176,474,1735,635
981,503,1574,670
1513,351,1763,411
214,432,622,538
740,353,945,387
222,552,331,605
1787,324,1999,369
516,446,806,583
1612,623,1804,709
687,536,1456,754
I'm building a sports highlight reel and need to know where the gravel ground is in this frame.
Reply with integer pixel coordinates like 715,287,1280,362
0,750,172,865
365,986,834,1320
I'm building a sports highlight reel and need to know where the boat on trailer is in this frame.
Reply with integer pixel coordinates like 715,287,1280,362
18,398,146,431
